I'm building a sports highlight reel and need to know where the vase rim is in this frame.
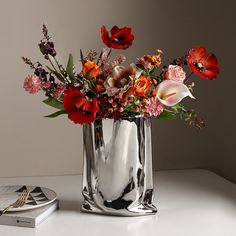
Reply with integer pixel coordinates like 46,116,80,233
96,114,149,120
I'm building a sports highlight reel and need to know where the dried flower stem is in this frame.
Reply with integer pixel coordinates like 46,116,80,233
21,57,42,70
97,48,112,65
184,72,194,84
42,24,50,41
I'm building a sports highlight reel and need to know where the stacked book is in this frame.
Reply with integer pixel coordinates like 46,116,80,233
0,185,59,228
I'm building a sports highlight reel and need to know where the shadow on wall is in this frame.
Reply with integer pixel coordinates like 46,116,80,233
149,0,236,183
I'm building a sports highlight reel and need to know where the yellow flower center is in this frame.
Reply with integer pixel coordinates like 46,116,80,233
197,62,204,69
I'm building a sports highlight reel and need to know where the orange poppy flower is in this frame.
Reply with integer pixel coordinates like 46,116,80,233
82,60,101,78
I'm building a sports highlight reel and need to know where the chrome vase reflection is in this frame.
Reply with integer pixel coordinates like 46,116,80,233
81,116,157,216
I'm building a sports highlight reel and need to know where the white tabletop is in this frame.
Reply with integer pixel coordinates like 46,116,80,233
0,169,235,236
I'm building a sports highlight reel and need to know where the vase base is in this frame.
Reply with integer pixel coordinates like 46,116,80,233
81,200,157,217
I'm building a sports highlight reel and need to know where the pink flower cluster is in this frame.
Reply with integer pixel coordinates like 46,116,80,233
136,57,153,69
146,97,163,116
102,55,126,76
54,83,66,98
23,75,66,99
23,75,42,94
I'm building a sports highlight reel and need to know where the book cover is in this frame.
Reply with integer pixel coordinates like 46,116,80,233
0,200,59,228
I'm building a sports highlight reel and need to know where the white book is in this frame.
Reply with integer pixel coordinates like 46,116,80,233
0,200,59,228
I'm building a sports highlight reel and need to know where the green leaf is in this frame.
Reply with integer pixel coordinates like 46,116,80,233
44,110,67,118
149,66,156,75
66,54,76,81
136,64,145,70
43,98,64,110
46,66,65,83
123,104,139,117
158,110,177,120
171,103,184,111
86,90,96,99
150,75,161,81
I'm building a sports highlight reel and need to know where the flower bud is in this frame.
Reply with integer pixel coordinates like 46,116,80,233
119,107,124,112
108,108,114,113
108,98,113,103
112,102,117,108
122,101,128,106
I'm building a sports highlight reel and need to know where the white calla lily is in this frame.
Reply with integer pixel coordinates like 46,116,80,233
156,80,195,106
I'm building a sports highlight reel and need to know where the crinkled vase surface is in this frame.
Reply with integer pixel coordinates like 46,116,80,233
81,116,157,216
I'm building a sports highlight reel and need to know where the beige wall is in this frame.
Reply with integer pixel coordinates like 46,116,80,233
0,0,235,181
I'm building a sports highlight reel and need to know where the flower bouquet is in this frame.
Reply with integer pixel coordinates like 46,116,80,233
22,25,219,216
23,25,219,127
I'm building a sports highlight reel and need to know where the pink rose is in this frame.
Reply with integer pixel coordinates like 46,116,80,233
164,65,186,82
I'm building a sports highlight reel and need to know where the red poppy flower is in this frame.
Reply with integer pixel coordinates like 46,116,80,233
63,88,99,124
101,25,134,49
187,46,219,80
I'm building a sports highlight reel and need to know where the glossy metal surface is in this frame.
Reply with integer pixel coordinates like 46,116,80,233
81,117,157,216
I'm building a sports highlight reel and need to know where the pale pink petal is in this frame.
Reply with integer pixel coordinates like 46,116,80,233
101,47,111,63
112,65,125,79
103,64,140,98
156,80,195,106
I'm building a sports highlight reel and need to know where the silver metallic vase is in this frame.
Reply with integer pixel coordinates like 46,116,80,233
81,116,157,216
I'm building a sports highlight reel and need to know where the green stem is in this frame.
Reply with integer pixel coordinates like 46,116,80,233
48,57,58,73
55,58,66,75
